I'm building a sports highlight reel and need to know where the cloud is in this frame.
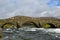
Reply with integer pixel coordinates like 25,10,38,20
0,0,60,19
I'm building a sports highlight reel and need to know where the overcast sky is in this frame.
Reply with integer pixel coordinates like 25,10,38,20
0,0,60,19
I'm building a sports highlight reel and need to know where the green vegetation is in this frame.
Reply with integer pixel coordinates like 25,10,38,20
43,24,51,28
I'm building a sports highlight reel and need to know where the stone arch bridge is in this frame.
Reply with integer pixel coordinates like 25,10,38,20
0,16,60,28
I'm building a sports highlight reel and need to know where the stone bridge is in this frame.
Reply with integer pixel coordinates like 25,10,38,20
0,16,60,28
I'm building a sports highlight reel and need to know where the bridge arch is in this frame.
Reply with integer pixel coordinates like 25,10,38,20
1,22,15,29
43,23,57,28
22,21,41,28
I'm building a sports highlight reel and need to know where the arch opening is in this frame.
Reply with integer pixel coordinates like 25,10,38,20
43,23,57,28
1,22,15,29
22,21,41,28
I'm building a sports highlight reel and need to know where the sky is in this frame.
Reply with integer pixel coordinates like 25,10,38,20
0,0,60,19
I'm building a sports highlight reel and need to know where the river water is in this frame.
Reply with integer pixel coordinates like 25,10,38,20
0,28,60,40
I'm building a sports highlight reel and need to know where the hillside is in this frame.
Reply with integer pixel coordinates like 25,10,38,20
0,16,60,28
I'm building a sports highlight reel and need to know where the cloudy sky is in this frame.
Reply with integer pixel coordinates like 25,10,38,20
0,0,60,19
